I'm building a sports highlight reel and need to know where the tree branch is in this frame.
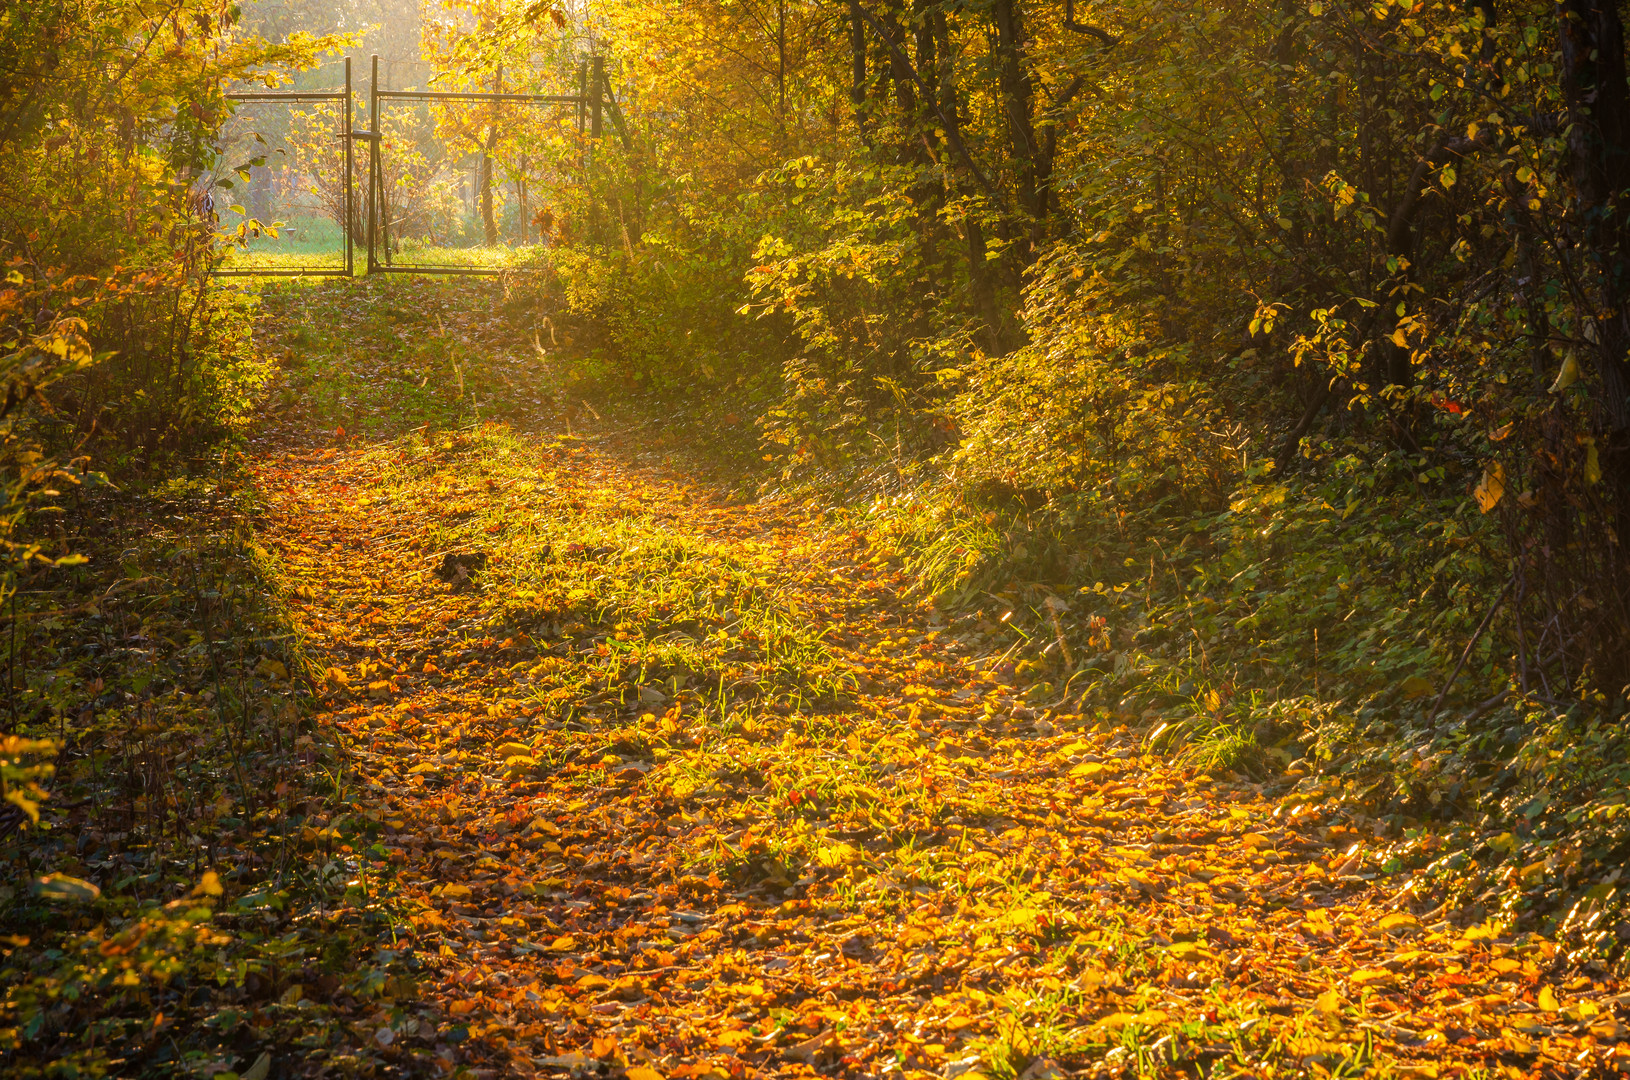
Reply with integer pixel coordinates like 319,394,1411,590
1063,0,1119,47
850,2,999,199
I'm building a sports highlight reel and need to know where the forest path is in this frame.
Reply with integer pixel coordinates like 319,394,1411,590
249,279,1619,1079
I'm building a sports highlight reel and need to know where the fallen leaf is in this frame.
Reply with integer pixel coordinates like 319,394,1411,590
32,874,100,902
1473,462,1505,513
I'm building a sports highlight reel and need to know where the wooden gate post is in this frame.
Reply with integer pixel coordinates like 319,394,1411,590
366,54,380,275
591,56,604,140
576,61,588,137
344,55,354,277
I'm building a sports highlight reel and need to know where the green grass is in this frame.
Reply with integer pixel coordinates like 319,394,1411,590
218,239,553,276
255,275,558,436
218,213,348,271
380,240,551,269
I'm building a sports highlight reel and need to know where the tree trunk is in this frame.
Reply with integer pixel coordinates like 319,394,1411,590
479,141,497,246
517,161,528,245
881,0,915,121
776,0,786,136
481,68,501,246
992,0,1039,229
848,0,869,138
1558,0,1630,439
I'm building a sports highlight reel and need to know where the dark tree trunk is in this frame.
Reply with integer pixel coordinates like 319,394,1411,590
480,137,497,246
913,0,936,94
849,0,869,138
992,0,1039,230
881,0,916,120
1558,0,1630,438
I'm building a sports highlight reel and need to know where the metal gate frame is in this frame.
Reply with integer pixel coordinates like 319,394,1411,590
364,53,630,277
212,54,631,278
214,58,355,278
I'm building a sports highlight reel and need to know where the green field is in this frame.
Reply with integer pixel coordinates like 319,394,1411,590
216,231,551,275
217,213,349,272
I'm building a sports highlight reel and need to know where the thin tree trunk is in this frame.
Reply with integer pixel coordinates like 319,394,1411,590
517,161,528,244
992,0,1038,226
849,0,869,138
777,0,786,136
882,0,915,120
481,68,500,246
1558,0,1630,439
480,142,497,246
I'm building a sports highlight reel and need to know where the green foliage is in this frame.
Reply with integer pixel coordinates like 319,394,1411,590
0,736,57,827
1,0,333,455
744,158,975,480
951,257,1233,517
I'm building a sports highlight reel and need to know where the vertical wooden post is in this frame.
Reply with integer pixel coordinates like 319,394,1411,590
518,156,528,244
589,57,605,245
576,61,587,136
344,55,353,276
591,56,604,140
480,65,500,246
366,54,379,274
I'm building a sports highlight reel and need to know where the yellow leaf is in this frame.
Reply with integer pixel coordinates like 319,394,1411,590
626,1069,665,1080
1549,352,1581,393
195,870,223,897
1585,441,1601,485
815,842,859,868
1315,989,1343,1014
1093,1010,1167,1029
495,741,532,759
549,934,576,950
1474,461,1505,513
441,884,472,900
31,874,100,902
1400,675,1433,700
240,1052,271,1080
1503,1032,1537,1055
1071,761,1106,777
1537,985,1560,1013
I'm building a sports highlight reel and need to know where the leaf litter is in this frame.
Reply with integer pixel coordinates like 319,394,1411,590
16,274,1602,1077
253,415,1630,1079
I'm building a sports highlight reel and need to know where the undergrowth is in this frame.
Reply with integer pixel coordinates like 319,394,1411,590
523,247,1630,966
851,451,1630,966
0,467,433,1077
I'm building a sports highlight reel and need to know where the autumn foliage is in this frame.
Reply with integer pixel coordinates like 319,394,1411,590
6,0,1630,1076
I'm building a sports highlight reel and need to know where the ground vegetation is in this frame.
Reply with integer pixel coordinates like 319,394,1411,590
5,0,1630,1077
